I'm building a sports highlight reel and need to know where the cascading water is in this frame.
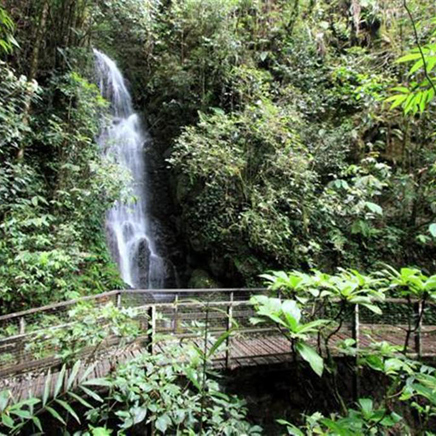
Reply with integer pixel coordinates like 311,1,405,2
94,49,165,289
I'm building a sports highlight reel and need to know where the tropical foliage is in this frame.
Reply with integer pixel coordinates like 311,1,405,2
255,267,436,434
0,325,262,435
1,0,436,434
160,0,436,284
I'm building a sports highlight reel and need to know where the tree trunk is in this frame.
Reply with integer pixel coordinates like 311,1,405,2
17,0,49,161
28,0,49,83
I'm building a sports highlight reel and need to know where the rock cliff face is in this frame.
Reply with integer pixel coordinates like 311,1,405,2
142,132,233,289
137,104,232,288
140,130,186,288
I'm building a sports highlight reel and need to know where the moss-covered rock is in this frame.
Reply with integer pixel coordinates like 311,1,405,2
188,269,221,289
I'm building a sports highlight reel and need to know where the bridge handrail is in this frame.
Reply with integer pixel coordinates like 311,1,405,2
0,288,266,323
0,290,433,323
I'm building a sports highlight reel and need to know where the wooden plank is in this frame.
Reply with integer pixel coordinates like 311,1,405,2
259,337,290,355
232,339,269,366
0,335,135,378
253,340,283,364
3,319,436,398
256,337,290,363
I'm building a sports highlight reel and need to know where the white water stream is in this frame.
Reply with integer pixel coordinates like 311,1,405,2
94,49,165,289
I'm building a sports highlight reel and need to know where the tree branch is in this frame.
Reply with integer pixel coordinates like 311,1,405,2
403,0,436,96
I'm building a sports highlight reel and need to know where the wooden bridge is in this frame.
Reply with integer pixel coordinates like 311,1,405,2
0,289,435,400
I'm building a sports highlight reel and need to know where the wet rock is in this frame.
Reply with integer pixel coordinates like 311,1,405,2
134,238,151,288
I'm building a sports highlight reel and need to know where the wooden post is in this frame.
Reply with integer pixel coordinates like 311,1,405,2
352,304,360,400
414,301,423,358
18,317,26,364
19,317,26,335
352,304,360,346
148,305,156,355
225,292,234,369
116,292,122,308
173,294,179,334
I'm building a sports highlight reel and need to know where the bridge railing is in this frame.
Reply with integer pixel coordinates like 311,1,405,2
0,290,435,378
0,289,268,377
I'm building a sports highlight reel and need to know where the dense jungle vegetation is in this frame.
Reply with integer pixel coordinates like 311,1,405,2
2,0,436,434
2,0,436,301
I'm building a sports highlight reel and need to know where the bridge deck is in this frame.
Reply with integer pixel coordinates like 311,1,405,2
2,324,436,402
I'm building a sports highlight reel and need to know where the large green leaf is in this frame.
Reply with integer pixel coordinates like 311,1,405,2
43,371,52,407
0,391,9,412
207,328,234,358
155,413,172,433
296,319,329,334
45,406,66,425
296,342,324,377
54,365,66,398
67,360,81,390
397,52,422,63
364,201,383,215
68,392,93,409
82,378,113,387
32,416,43,432
55,399,81,424
358,398,373,419
360,303,382,315
80,386,104,403
276,419,304,436
90,428,112,436
1,413,14,428
282,300,301,324
320,418,355,436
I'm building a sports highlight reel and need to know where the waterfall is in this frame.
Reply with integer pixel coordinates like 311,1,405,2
94,49,165,289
